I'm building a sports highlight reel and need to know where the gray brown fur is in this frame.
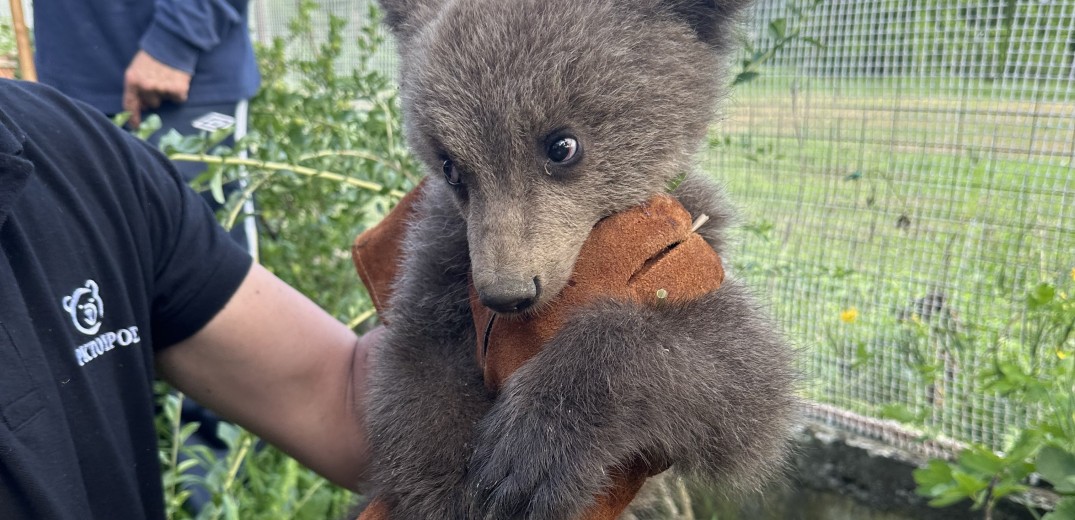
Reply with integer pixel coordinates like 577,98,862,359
364,0,799,518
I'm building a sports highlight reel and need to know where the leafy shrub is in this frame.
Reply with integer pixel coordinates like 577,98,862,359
915,270,1075,519
153,3,418,518
1,19,16,59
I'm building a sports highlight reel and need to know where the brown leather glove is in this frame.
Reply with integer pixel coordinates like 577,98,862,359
352,181,725,520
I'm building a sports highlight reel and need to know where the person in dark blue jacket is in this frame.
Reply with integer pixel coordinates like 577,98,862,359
33,0,260,124
33,0,261,252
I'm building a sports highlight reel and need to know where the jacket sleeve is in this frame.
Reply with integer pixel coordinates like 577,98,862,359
139,0,247,74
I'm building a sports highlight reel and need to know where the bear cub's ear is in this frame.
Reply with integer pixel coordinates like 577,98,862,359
377,0,444,41
661,0,753,47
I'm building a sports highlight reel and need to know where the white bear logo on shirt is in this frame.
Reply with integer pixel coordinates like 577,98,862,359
62,280,104,336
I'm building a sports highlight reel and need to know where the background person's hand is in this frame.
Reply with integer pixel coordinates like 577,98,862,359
123,50,192,128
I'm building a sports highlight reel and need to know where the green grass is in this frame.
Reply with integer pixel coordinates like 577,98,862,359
708,72,1075,447
735,71,1075,103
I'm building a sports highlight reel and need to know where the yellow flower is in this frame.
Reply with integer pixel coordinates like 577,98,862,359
1058,350,1069,360
840,307,859,324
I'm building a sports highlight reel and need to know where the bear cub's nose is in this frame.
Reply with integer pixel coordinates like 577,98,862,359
479,277,540,313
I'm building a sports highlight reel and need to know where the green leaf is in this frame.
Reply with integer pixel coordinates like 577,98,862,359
991,483,1030,500
178,422,201,444
1003,429,1042,465
209,170,226,204
1008,460,1037,482
1043,496,1075,520
175,458,200,474
853,341,872,368
982,361,1039,395
1029,282,1057,310
802,36,825,49
1037,446,1075,493
222,494,240,520
111,112,132,128
134,114,163,141
880,403,920,423
216,422,242,450
951,470,988,495
958,446,1004,476
928,488,971,508
732,71,760,86
768,18,787,40
914,459,954,492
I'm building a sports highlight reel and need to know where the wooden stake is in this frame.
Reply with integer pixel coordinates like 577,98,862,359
8,0,36,81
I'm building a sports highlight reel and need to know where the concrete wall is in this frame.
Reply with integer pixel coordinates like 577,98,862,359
707,423,1046,520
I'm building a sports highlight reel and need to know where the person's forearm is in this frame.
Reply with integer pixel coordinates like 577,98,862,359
281,330,378,492
156,264,375,492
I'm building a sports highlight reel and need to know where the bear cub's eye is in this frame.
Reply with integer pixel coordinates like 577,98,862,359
547,136,580,164
442,159,462,185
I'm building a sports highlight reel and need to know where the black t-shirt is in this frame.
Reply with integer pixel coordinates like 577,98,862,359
0,80,252,518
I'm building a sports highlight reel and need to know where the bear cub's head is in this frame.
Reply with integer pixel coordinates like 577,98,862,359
381,0,749,313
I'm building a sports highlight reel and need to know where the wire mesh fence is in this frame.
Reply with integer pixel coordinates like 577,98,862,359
713,0,1075,453
4,0,1068,455
245,0,1075,455
250,0,399,77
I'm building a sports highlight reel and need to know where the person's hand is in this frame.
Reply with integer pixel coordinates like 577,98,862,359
123,50,192,128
